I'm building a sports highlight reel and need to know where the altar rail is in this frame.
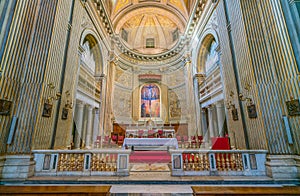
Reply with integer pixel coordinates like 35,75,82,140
169,149,268,176
33,149,131,176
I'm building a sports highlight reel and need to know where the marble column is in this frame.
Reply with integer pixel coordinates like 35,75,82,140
216,102,226,137
85,105,93,149
207,105,214,146
93,108,100,147
74,101,84,149
212,105,218,137
201,109,208,141
201,108,209,148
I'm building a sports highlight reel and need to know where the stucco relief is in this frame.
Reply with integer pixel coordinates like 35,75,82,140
115,66,133,88
113,88,132,118
165,68,185,87
206,11,218,32
168,86,187,119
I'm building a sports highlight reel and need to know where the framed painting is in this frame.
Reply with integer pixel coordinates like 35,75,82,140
0,99,12,115
42,102,52,117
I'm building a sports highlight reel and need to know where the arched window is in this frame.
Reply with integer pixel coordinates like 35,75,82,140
82,41,96,73
140,83,160,118
205,39,218,72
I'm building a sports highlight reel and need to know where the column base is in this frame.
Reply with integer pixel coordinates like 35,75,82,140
266,154,300,180
0,155,35,179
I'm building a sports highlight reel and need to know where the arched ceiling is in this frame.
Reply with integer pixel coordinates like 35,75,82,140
102,0,195,55
104,0,193,20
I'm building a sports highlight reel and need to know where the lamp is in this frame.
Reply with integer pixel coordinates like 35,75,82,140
226,101,238,121
239,93,257,118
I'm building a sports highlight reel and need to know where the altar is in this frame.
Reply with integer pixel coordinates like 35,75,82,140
125,127,175,138
122,138,179,149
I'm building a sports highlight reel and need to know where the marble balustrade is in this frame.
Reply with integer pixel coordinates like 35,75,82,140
170,149,268,176
33,149,131,177
33,149,268,177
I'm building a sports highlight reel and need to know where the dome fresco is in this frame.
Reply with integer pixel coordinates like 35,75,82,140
103,0,192,55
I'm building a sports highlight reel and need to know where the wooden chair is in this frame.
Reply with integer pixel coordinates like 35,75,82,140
138,130,144,138
176,135,182,148
158,129,163,137
197,135,203,147
191,136,197,148
111,134,118,144
182,135,189,148
117,135,124,146
148,130,155,138
94,136,101,148
102,135,110,147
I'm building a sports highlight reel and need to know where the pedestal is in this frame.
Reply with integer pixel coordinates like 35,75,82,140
1,155,35,179
266,155,300,180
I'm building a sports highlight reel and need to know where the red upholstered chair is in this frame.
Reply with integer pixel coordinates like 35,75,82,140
176,135,182,148
148,130,155,137
103,135,110,147
94,136,101,148
117,135,124,146
198,136,203,147
111,134,118,144
158,130,163,137
182,135,189,148
138,130,144,138
191,136,196,142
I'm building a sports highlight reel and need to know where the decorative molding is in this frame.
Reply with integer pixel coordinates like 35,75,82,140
138,73,162,81
92,0,114,35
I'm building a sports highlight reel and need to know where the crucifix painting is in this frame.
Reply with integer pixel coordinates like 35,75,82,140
140,83,160,118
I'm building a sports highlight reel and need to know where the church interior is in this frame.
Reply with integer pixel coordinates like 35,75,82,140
0,0,299,194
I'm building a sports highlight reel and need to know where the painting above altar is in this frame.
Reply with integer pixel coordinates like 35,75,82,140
140,83,160,118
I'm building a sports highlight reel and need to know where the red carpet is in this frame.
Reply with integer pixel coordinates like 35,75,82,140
129,151,171,164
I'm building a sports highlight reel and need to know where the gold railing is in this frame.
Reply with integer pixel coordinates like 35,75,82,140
57,153,84,172
170,149,268,176
91,153,117,172
182,152,243,171
33,149,130,176
182,153,210,171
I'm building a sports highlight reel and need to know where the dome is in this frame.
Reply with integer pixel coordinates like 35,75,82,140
105,0,191,55
118,11,181,54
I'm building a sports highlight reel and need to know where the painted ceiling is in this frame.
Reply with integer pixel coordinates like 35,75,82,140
102,0,195,55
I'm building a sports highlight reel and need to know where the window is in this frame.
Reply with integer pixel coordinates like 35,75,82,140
205,39,218,72
146,38,155,48
172,28,179,42
121,28,128,42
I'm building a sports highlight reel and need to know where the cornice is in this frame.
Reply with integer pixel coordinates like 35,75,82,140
91,0,115,36
185,0,214,38
113,35,187,62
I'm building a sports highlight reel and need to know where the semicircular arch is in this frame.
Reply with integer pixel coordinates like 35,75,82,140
196,29,220,73
79,29,104,75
